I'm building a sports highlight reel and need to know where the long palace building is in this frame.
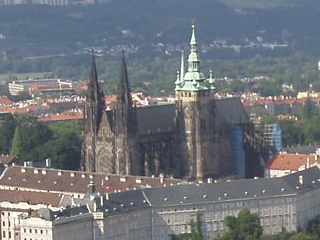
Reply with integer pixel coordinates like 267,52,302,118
7,166,320,240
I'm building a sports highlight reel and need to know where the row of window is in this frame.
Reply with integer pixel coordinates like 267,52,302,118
2,220,11,227
2,230,11,239
23,228,48,234
179,91,210,98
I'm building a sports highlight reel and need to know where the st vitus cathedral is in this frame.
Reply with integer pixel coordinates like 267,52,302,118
81,23,266,180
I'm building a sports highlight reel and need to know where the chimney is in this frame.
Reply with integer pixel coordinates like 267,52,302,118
307,158,310,168
88,180,95,194
299,175,304,185
24,161,33,167
45,158,51,168
100,196,104,206
160,173,164,184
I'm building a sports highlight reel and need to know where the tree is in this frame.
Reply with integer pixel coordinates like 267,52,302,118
11,126,23,159
301,98,314,120
278,120,303,147
307,214,320,237
0,114,17,154
288,232,318,240
256,80,282,97
6,116,81,169
36,121,82,170
171,213,203,240
40,136,81,170
247,103,269,118
220,209,263,240
9,92,31,102
261,226,295,240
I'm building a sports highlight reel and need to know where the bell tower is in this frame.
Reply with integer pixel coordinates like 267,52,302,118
175,22,216,180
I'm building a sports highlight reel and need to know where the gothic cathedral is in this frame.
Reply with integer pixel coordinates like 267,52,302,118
82,23,264,180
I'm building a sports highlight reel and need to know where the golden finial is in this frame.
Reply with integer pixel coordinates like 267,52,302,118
191,19,196,29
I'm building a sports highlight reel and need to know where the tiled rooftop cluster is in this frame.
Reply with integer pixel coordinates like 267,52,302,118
266,153,319,172
0,166,181,197
0,189,62,207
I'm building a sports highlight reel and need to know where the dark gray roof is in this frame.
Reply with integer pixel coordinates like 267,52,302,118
283,145,318,155
142,167,320,207
215,97,249,125
99,189,149,216
56,205,90,219
106,104,175,135
0,167,4,177
136,98,249,135
106,97,248,136
136,104,175,135
101,167,320,210
54,167,320,218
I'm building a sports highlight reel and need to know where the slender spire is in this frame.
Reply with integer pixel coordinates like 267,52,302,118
190,20,197,45
117,51,133,109
175,50,186,90
115,51,138,175
208,70,215,90
175,70,180,87
89,50,98,90
116,51,137,135
82,50,105,173
188,20,200,73
180,50,185,83
176,21,208,91
87,50,105,134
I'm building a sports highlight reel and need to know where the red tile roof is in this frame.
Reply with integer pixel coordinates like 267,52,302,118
0,189,62,207
0,97,13,105
38,112,83,123
265,153,317,171
0,166,181,196
0,106,29,114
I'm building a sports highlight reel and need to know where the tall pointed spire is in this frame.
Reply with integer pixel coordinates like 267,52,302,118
117,51,133,109
82,50,105,173
188,20,200,73
175,70,180,87
175,50,186,90
180,50,185,83
177,21,209,91
87,50,105,134
116,51,137,135
115,51,139,175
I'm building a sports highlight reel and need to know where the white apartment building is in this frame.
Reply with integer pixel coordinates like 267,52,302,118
0,190,62,240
